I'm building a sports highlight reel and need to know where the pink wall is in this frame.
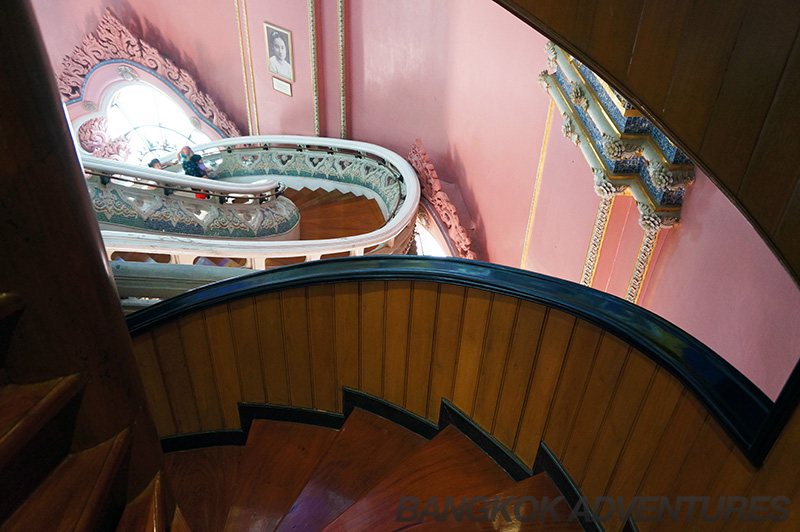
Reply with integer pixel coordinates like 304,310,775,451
523,124,598,283
639,172,800,400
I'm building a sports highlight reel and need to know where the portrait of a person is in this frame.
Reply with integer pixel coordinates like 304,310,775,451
265,24,293,82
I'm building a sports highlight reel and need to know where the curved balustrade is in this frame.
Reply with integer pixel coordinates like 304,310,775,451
126,256,796,531
84,136,420,268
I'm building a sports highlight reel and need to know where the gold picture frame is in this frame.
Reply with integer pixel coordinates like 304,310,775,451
264,22,294,83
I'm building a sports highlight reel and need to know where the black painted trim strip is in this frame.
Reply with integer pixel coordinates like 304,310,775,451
438,399,532,482
533,441,603,532
160,430,245,453
127,256,775,465
343,388,439,440
238,403,345,435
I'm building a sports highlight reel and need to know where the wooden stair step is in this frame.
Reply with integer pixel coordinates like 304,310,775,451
401,473,579,530
322,425,515,532
0,374,83,471
164,446,243,532
222,420,338,532
115,472,166,532
0,428,131,532
170,507,192,532
274,409,429,532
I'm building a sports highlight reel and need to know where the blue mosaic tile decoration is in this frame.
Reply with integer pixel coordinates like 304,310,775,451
554,64,686,205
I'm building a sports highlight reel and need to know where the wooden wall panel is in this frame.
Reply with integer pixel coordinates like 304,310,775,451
491,302,547,450
585,0,644,77
737,34,800,234
517,0,599,53
280,288,313,408
600,368,682,532
561,334,629,480
334,283,360,396
204,306,242,429
699,0,800,191
254,293,290,406
472,296,519,430
307,285,337,412
426,284,466,420
404,282,438,417
514,309,576,465
360,281,386,398
660,0,748,149
579,350,656,501
178,313,223,431
228,298,266,404
152,322,201,434
542,320,602,457
451,289,492,414
625,0,693,110
383,281,412,407
131,333,176,437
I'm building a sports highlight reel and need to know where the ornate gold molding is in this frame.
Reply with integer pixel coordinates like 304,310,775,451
626,229,660,303
338,0,347,139
234,0,254,134
581,196,615,287
308,0,321,136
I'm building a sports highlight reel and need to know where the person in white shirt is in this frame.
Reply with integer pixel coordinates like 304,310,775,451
268,31,292,80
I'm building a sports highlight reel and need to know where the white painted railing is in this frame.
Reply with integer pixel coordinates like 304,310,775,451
83,135,420,269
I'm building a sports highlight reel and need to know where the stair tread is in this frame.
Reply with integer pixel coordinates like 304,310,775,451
115,472,166,532
1,428,131,532
274,409,429,532
400,473,579,530
0,374,83,471
170,507,192,532
164,446,243,532
223,420,338,532
322,425,515,532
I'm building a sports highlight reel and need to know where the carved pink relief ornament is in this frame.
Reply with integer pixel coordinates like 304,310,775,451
57,9,240,138
408,139,478,260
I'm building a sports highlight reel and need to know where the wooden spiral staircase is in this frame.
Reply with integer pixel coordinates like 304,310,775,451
0,292,578,532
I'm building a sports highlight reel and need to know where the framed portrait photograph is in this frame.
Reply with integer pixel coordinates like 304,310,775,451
264,22,294,82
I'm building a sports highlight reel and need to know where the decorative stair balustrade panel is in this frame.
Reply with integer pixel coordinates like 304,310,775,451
540,43,694,302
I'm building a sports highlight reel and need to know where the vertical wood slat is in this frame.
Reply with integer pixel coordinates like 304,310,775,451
280,287,313,408
151,321,201,435
542,319,603,458
580,350,656,500
698,0,800,191
561,334,630,482
737,31,800,234
404,282,438,417
426,284,467,421
360,281,385,398
634,395,708,532
334,282,360,402
625,0,694,112
472,296,519,430
178,313,223,432
600,368,683,532
383,281,412,408
204,305,242,429
131,333,176,437
228,298,266,404
255,293,290,406
451,289,493,415
514,309,576,465
307,284,337,412
585,0,645,77
491,301,547,450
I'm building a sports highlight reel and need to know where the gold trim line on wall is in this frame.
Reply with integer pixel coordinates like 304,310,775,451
338,0,347,139
308,0,321,136
242,0,260,134
521,99,554,270
234,0,254,135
